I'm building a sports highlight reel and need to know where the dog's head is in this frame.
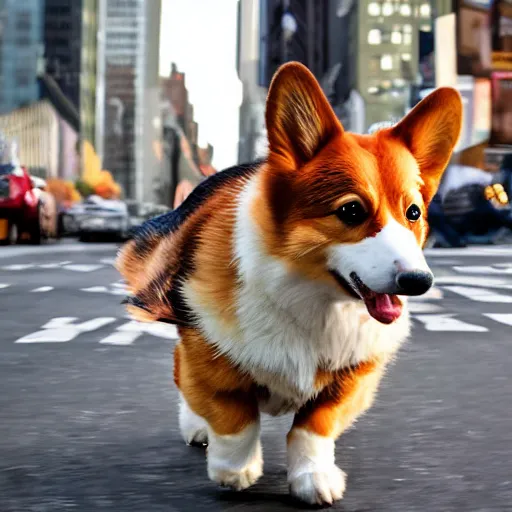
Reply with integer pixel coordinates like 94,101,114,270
258,62,462,325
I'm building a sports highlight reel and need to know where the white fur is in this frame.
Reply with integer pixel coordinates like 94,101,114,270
207,421,263,491
182,174,411,410
179,393,208,445
328,218,431,294
287,429,346,505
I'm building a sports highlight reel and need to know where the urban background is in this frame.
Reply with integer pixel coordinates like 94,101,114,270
0,0,511,246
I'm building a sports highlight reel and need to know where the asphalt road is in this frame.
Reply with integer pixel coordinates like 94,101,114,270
1,241,512,512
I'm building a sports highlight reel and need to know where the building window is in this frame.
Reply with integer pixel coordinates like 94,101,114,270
420,3,431,18
382,2,393,16
391,28,402,44
368,29,381,45
368,2,380,16
399,4,411,17
16,11,31,31
15,68,32,87
380,54,393,71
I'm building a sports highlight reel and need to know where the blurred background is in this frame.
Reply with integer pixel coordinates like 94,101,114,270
0,0,511,247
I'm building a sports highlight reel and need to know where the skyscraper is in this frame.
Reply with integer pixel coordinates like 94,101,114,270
97,0,162,203
0,0,43,115
42,0,99,154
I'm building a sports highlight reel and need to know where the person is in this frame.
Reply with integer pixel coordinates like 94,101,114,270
427,193,467,247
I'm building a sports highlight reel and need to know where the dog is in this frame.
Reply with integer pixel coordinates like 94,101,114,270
116,62,462,506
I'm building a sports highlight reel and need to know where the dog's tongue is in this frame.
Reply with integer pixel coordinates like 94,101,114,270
364,293,402,325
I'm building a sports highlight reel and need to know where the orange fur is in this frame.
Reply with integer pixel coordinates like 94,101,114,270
293,360,384,438
175,328,257,436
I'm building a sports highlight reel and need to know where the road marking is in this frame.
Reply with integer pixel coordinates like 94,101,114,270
39,263,62,269
31,286,54,293
0,283,10,289
1,264,34,271
81,284,129,296
483,314,512,327
453,266,512,275
425,247,512,257
98,320,179,345
413,314,488,332
15,317,116,343
442,286,512,303
408,303,444,313
100,258,117,265
81,286,109,293
117,320,179,339
100,331,140,346
427,259,462,266
435,276,512,288
63,264,104,272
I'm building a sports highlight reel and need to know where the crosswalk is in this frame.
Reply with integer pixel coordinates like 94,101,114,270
3,251,512,337
13,317,179,345
408,257,512,332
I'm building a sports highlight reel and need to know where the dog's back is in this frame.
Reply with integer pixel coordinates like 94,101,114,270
116,162,259,325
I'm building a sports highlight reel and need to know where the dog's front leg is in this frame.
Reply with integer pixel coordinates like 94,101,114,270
287,360,384,506
204,391,263,491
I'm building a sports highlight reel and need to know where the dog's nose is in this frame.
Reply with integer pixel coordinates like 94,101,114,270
395,270,433,296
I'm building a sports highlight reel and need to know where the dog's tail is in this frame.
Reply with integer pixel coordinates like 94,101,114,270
115,229,182,325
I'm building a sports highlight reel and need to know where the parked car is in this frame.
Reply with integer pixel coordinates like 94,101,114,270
77,196,130,242
0,164,57,245
125,201,170,237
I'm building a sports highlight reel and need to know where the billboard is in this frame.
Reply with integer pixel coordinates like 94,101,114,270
457,0,512,74
490,71,512,144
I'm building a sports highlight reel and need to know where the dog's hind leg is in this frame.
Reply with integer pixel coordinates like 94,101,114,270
176,328,263,491
175,343,208,445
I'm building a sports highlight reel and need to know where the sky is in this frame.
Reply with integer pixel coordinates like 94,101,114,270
159,0,243,171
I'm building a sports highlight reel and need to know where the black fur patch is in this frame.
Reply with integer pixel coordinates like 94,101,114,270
125,161,263,326
131,161,262,253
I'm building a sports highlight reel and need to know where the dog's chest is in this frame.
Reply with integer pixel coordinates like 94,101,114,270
229,287,410,408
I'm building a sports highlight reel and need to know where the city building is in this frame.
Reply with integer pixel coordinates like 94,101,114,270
42,0,99,168
236,0,268,163
160,63,216,206
80,0,100,146
0,0,44,115
96,0,162,203
43,0,83,110
237,0,434,160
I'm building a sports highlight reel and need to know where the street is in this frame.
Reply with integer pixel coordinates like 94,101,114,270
0,241,512,512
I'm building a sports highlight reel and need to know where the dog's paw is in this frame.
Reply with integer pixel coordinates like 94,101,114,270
179,395,208,446
208,450,263,491
289,465,346,506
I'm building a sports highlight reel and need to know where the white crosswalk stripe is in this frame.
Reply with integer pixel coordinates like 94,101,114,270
14,317,179,345
413,314,489,332
483,314,512,327
442,286,512,303
408,257,512,331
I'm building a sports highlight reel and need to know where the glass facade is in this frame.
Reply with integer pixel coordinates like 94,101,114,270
0,0,43,114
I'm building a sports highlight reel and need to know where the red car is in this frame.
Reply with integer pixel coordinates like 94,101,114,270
0,164,56,244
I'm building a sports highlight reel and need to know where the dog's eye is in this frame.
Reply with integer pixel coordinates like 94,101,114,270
336,201,368,226
406,204,421,222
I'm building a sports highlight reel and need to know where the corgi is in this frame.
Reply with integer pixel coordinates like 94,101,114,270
116,62,462,506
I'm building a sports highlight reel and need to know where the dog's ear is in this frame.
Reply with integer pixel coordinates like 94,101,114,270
265,61,343,170
391,87,463,203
